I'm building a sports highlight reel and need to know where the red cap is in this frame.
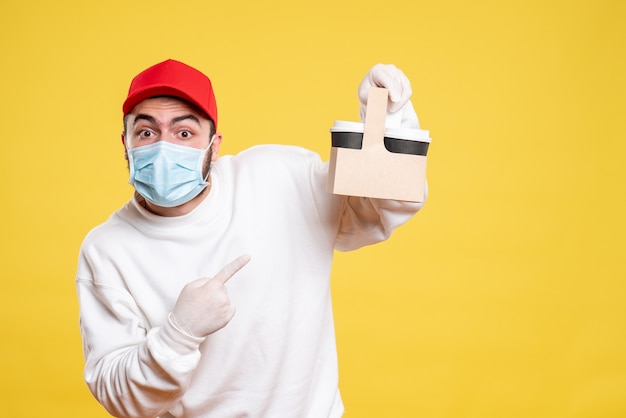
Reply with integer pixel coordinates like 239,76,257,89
122,59,218,128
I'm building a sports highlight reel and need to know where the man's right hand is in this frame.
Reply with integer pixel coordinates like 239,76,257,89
170,255,251,338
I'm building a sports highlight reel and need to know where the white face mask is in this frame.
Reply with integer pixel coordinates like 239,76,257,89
127,137,214,207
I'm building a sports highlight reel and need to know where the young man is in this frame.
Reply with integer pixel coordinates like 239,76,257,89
76,59,427,417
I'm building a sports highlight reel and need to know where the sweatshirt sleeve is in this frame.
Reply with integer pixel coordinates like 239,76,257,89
77,270,205,418
333,184,428,251
306,151,427,252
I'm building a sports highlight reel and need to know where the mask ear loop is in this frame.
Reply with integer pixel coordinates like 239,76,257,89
202,134,216,183
124,132,150,208
124,132,137,184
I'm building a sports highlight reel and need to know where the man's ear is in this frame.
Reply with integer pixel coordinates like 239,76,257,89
210,133,223,162
121,132,128,160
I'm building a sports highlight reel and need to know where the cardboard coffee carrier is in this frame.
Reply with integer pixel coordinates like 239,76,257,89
327,87,431,202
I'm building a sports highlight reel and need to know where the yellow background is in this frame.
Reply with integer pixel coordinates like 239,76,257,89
1,0,625,416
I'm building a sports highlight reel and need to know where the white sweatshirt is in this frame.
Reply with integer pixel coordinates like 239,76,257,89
76,145,425,418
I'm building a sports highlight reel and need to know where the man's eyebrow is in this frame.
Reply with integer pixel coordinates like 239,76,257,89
172,114,201,125
132,113,201,127
133,114,157,125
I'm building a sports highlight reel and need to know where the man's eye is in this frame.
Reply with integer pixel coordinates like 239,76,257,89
138,130,154,138
179,130,192,139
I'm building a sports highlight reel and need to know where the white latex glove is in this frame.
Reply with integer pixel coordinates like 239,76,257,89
387,100,420,129
359,64,421,129
359,63,413,120
170,255,251,338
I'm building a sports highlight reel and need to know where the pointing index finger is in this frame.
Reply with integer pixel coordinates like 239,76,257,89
213,255,251,285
